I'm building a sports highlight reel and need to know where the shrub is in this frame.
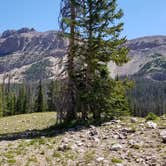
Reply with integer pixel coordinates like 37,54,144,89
146,112,158,121
111,157,122,163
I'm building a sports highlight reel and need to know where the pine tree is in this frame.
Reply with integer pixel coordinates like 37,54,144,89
59,0,81,121
59,0,129,122
10,93,16,115
34,80,46,112
47,80,56,112
76,0,129,120
0,85,3,117
26,83,34,113
47,80,61,112
1,78,7,116
108,79,133,118
16,85,27,114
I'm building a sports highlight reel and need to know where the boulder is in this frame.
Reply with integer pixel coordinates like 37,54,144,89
58,143,70,151
111,119,121,124
102,122,112,126
131,117,137,123
160,130,166,143
88,126,99,136
115,164,124,166
146,121,157,129
111,144,122,151
128,139,137,146
96,157,105,162
62,137,69,143
121,127,135,133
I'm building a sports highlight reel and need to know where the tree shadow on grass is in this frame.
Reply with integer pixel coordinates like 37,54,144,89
0,120,102,141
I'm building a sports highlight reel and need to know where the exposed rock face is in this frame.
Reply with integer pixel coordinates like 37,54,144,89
1,28,166,82
0,28,67,82
1,30,17,38
1,28,35,39
109,36,166,81
0,29,66,56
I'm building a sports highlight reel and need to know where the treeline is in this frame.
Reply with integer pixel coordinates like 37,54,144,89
0,78,132,120
0,80,62,117
127,77,166,117
1,76,166,119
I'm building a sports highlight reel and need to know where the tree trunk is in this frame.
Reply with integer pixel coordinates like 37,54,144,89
65,0,76,121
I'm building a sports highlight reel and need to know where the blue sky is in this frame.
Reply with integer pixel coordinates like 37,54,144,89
0,0,166,39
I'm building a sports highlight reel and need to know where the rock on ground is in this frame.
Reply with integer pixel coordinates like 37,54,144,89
0,117,166,166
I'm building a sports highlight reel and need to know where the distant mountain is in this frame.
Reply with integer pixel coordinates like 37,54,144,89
0,28,67,82
0,28,166,82
110,35,166,81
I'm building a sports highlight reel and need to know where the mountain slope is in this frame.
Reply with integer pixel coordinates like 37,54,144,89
0,28,67,82
1,28,166,82
110,35,166,81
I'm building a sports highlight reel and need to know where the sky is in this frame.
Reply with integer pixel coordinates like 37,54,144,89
0,0,166,39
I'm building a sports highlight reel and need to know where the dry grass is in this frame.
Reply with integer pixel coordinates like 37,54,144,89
0,112,56,135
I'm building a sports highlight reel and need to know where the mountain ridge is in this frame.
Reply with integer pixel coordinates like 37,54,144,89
1,28,166,82
0,28,67,82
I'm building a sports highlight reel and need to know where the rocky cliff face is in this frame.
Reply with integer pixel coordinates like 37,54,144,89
0,28,166,82
0,28,67,82
109,35,166,81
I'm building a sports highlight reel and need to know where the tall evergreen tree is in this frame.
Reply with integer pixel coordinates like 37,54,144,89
47,80,56,112
47,80,61,112
83,0,126,117
59,0,129,122
3,77,14,116
26,83,34,113
59,0,80,121
0,85,3,117
9,93,16,115
16,85,27,114
34,80,46,112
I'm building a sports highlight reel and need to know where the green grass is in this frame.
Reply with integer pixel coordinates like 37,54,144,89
111,157,122,163
84,150,95,164
0,112,56,135
4,151,15,159
53,151,62,158
146,112,159,121
7,159,16,164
